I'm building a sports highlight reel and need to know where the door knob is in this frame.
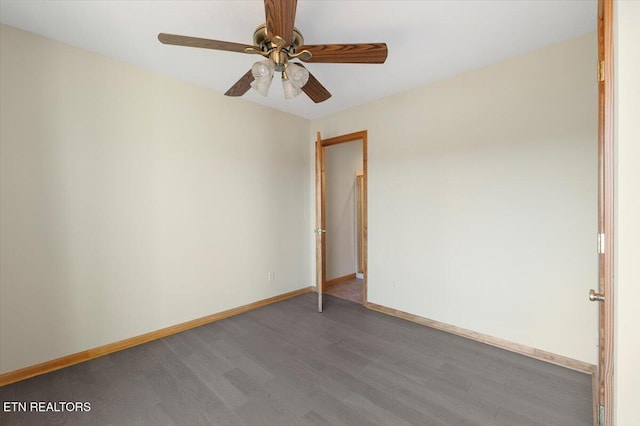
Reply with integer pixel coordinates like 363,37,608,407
589,289,605,302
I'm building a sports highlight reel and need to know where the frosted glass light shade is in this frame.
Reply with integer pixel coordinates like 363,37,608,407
282,63,309,99
282,78,302,99
286,63,309,89
250,60,275,97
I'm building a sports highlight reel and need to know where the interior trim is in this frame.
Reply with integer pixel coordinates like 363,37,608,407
596,0,615,424
0,286,314,387
367,302,596,375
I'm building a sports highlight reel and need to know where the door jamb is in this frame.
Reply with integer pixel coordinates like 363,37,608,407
596,0,614,424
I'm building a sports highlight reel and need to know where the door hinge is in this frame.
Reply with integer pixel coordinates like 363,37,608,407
598,233,605,254
598,404,605,425
598,60,605,82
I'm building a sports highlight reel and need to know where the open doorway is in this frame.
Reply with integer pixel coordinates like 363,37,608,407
323,140,364,303
315,131,368,311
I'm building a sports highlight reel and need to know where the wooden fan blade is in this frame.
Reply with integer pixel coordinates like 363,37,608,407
224,70,255,97
297,65,331,103
158,33,252,53
264,0,298,46
298,43,388,64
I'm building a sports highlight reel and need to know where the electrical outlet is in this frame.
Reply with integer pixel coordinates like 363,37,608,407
268,272,275,281
392,281,397,289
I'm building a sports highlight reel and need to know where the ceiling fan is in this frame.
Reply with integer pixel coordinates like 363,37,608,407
158,0,388,103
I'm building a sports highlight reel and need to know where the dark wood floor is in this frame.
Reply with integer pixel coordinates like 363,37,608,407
0,294,593,426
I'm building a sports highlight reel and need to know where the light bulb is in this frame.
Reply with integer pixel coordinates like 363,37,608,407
255,63,270,77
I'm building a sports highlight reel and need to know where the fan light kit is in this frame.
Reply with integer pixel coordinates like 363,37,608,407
158,0,388,103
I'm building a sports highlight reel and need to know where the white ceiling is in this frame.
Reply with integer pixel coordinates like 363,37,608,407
0,0,597,119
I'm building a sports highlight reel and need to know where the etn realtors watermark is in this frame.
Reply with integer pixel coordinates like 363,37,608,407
3,401,91,412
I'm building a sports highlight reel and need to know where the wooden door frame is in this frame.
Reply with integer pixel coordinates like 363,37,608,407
315,130,368,312
356,173,365,275
597,0,614,424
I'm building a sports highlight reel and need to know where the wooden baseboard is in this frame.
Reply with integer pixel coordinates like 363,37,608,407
0,286,314,387
367,302,596,375
324,273,357,289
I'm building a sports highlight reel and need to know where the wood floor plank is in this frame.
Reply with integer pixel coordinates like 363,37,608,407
0,294,593,425
306,388,380,426
303,410,335,426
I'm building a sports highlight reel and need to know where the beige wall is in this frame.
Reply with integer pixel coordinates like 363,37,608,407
0,22,609,379
311,33,599,364
0,25,311,374
324,140,363,280
614,1,640,424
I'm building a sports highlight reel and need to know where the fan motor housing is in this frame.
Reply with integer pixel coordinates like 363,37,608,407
253,24,304,52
